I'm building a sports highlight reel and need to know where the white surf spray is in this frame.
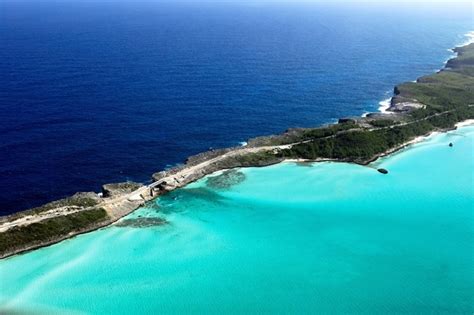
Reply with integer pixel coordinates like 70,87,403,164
444,31,473,68
378,98,393,114
460,31,474,46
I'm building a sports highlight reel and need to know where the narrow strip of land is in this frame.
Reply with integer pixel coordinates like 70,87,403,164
1,41,473,259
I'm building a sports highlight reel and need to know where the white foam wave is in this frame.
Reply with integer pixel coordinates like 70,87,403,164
239,141,248,147
444,52,457,66
378,98,393,114
460,31,474,47
444,31,473,68
359,97,393,118
364,31,473,119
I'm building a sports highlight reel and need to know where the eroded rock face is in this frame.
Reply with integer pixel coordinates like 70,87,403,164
102,182,144,198
205,169,246,189
71,192,101,201
389,96,425,112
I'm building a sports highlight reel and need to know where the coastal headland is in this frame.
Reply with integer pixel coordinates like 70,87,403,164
1,41,473,259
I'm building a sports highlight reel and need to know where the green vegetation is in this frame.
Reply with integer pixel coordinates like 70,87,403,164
30,196,99,214
395,81,474,110
234,150,282,166
0,208,109,255
446,43,474,70
368,119,400,128
114,182,142,190
272,44,474,163
282,107,473,162
247,46,473,153
301,121,357,140
0,194,100,226
397,44,474,110
246,121,359,147
2,43,473,259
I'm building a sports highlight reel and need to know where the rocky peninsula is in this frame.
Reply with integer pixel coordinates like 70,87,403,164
1,42,473,259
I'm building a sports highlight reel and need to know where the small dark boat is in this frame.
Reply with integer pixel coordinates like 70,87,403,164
377,168,388,174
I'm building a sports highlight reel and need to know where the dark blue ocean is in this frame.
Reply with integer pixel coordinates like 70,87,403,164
0,1,472,214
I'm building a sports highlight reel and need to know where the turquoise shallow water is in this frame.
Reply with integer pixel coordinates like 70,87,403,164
1,126,473,314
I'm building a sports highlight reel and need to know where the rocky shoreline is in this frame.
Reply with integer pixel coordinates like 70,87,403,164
1,40,473,260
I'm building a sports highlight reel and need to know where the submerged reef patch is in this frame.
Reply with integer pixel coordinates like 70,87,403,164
205,169,246,189
295,161,314,167
115,217,167,228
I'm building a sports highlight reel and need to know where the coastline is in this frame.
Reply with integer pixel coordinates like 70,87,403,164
378,98,393,114
455,118,474,128
1,34,473,259
280,118,473,166
460,30,474,47
3,122,473,314
373,30,474,117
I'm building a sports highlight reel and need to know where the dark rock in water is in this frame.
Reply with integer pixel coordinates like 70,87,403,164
449,142,453,147
295,161,313,167
115,217,167,228
377,168,389,174
206,169,246,189
172,187,226,206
